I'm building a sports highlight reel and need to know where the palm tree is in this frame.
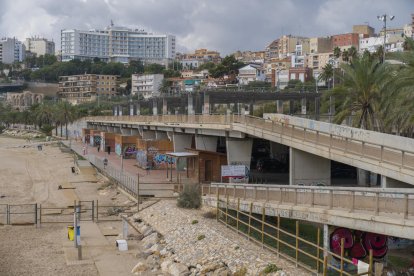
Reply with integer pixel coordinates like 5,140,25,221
342,50,349,62
348,46,358,62
330,55,393,130
318,63,333,89
333,47,341,59
34,103,54,129
58,101,76,140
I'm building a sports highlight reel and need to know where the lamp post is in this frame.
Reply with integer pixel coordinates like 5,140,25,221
377,14,395,63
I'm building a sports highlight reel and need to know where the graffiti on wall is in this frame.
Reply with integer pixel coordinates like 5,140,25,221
153,153,175,168
136,150,147,168
330,228,388,260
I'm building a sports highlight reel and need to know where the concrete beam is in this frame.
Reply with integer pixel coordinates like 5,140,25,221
195,135,218,152
226,138,253,169
289,147,331,186
173,133,193,152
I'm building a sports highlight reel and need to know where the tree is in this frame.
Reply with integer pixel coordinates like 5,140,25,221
348,46,358,62
330,55,392,130
342,50,349,62
318,63,333,88
333,47,341,59
58,101,77,139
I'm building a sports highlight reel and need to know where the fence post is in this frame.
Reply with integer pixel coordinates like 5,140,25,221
248,202,253,241
34,204,38,227
261,205,265,248
96,200,99,222
91,200,95,222
340,238,345,276
216,187,220,221
323,255,328,276
237,198,240,234
369,249,373,276
277,214,280,258
317,227,321,273
137,174,140,212
295,220,299,268
404,194,409,219
7,204,9,225
39,204,42,226
226,194,229,227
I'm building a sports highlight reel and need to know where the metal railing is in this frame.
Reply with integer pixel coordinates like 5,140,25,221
203,183,414,219
216,197,373,276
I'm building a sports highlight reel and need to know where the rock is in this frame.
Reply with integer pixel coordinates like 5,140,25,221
160,247,169,256
131,262,148,274
212,267,232,276
142,232,159,249
143,227,154,237
169,262,189,276
146,254,160,268
200,263,221,273
149,243,164,254
161,260,173,272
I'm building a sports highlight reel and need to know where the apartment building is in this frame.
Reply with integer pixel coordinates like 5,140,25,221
353,25,375,37
265,39,279,62
24,37,55,56
0,38,25,64
58,74,117,104
332,33,360,51
306,52,334,71
61,24,176,64
233,51,265,63
278,35,309,57
178,48,221,64
131,74,164,99
309,37,332,54
359,34,405,53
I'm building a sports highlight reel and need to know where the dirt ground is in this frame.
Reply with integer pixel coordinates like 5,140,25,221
0,136,138,276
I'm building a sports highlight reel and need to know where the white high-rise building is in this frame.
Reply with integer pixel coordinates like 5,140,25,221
61,24,176,64
131,74,164,99
24,37,55,56
0,37,25,64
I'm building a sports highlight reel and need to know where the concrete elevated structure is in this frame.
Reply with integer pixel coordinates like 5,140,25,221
86,114,414,187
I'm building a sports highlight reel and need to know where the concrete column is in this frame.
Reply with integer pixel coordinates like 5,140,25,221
142,130,156,140
226,138,253,169
301,98,307,115
240,105,246,115
323,224,329,257
195,135,218,152
113,106,118,116
173,133,193,152
357,169,370,186
289,148,331,186
188,94,194,115
226,103,232,115
155,131,168,140
289,100,294,114
203,94,210,114
276,100,283,114
129,104,134,116
162,98,168,115
152,99,158,115
314,97,320,121
136,103,141,116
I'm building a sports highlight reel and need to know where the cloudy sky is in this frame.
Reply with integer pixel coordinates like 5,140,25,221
0,0,412,55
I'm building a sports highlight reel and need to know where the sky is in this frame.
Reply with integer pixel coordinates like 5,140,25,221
0,0,412,55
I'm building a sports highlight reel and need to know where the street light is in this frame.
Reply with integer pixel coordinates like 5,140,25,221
377,14,395,62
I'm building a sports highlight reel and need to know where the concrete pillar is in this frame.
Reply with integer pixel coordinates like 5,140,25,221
155,131,168,140
152,99,158,115
357,169,370,186
323,224,329,257
162,98,168,115
142,130,156,140
195,135,218,152
226,138,253,169
118,105,123,116
289,148,331,186
203,94,210,114
314,97,320,121
289,100,294,114
226,103,232,115
136,103,141,116
276,100,283,114
301,98,307,115
188,94,194,115
113,106,118,116
173,133,193,152
129,104,134,116
240,105,246,115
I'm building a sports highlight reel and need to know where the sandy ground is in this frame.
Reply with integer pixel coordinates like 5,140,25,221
0,136,138,276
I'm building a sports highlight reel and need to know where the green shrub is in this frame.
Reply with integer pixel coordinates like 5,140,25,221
261,263,280,274
202,209,216,219
197,234,205,241
177,184,201,209
191,219,199,224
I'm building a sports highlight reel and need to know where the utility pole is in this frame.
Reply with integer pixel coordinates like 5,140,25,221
377,14,395,63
